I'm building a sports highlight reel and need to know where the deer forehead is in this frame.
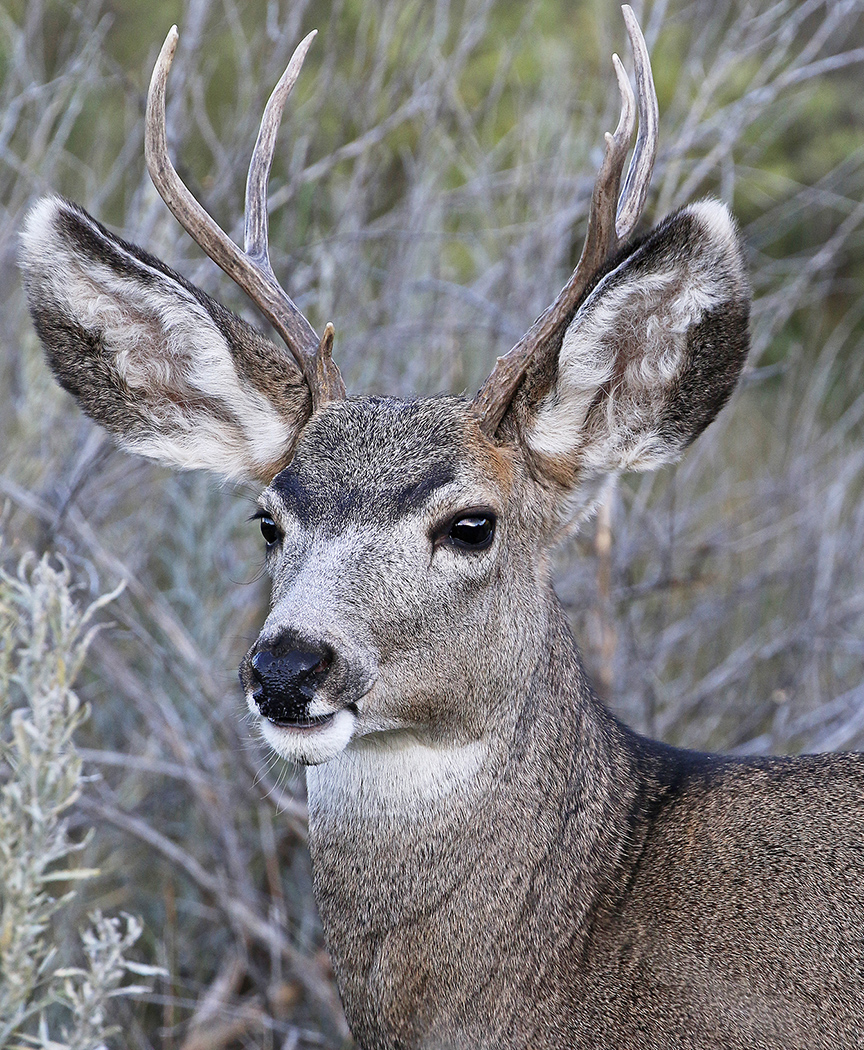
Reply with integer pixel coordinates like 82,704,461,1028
260,396,516,532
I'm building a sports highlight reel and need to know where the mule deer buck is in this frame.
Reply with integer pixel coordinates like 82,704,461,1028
19,7,864,1048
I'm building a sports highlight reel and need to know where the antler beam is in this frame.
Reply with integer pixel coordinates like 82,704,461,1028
145,26,345,411
471,5,658,436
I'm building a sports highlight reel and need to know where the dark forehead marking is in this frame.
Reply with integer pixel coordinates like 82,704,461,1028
272,470,315,524
272,461,457,530
268,397,467,532
395,468,458,512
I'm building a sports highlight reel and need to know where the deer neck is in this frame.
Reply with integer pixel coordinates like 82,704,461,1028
306,599,647,1045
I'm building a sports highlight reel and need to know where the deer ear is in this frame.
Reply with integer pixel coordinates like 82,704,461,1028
519,200,749,507
20,196,311,484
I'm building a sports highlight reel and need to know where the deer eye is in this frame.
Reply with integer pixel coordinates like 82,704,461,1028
257,515,280,546
442,511,496,552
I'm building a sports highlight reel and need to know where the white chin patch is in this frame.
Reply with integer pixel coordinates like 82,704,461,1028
256,708,357,766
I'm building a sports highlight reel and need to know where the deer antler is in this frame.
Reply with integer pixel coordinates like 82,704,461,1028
145,26,346,411
471,5,658,436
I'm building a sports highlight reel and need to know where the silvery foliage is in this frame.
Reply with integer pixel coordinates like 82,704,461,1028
0,553,162,1050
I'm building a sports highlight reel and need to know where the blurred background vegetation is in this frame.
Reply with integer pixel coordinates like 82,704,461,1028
1,0,864,1045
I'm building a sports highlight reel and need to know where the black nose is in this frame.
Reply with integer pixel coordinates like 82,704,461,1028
250,642,333,725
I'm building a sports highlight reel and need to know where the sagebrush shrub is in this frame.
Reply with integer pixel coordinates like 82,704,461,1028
0,553,160,1050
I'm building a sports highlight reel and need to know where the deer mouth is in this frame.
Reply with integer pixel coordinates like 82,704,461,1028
266,711,336,732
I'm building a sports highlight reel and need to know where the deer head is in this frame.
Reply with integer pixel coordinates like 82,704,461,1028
19,8,749,769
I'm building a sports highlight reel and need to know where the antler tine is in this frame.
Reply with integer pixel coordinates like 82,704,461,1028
244,30,316,271
471,5,656,437
615,4,659,242
575,51,636,281
145,26,345,411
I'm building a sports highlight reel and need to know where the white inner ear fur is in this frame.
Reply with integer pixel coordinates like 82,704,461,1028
527,200,744,475
22,197,294,481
